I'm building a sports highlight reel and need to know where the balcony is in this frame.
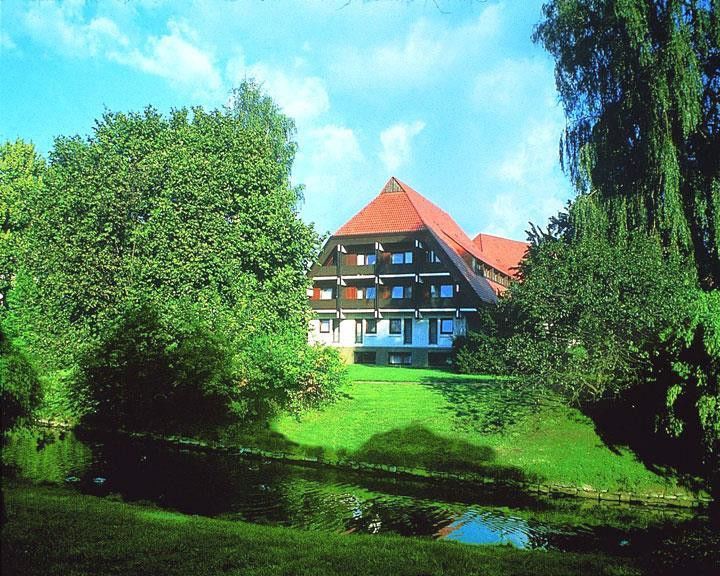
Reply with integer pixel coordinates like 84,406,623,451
310,299,337,310
421,297,455,309
377,262,415,275
340,264,375,276
315,265,337,277
378,297,414,309
340,298,375,310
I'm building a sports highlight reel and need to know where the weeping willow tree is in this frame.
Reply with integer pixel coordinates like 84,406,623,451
535,0,720,287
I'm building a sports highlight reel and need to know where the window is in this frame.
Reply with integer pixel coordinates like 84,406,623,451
366,286,376,299
429,318,438,345
391,285,411,299
355,319,363,344
427,250,441,263
319,319,330,333
354,351,376,364
440,318,454,335
319,287,334,300
356,253,377,265
391,251,413,264
332,319,340,343
365,319,377,334
430,284,452,298
389,352,412,365
389,318,402,334
403,318,412,345
356,288,364,300
428,352,451,367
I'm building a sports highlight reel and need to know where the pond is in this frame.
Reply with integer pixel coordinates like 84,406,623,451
3,427,717,569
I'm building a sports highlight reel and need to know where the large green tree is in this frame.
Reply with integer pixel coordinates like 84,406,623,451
0,141,44,312
535,0,720,287
8,81,343,431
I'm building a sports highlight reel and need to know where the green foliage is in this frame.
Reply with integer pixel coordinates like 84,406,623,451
506,200,694,403
453,308,511,375
73,300,235,433
656,289,720,473
233,328,346,421
5,81,340,430
0,329,42,431
0,141,44,312
535,0,720,287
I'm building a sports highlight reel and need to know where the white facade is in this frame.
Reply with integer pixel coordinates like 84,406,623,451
308,315,466,348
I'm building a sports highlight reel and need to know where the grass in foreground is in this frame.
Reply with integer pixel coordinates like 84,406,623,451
1,485,639,576
227,367,697,495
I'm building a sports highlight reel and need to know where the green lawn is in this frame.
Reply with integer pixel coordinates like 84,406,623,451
2,485,639,576
346,364,503,383
228,367,698,495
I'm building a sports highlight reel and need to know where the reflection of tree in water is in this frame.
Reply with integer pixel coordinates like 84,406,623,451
2,427,92,483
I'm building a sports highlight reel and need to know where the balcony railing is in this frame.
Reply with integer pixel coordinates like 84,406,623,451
316,265,337,277
340,299,375,309
310,299,337,310
340,264,375,276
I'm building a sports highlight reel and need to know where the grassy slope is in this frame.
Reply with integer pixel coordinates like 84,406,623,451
1,486,638,576
231,366,691,494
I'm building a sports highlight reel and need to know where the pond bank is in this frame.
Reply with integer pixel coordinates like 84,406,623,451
47,420,712,510
1,485,641,576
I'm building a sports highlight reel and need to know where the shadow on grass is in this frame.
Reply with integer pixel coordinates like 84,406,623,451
350,423,541,483
583,399,710,494
419,377,544,435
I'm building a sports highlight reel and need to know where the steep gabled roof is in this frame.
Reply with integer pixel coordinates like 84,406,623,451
334,177,501,304
472,233,529,279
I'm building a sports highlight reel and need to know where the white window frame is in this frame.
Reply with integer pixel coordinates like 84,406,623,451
440,318,454,335
319,319,331,333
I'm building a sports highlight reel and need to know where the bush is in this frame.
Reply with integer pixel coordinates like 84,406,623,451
233,328,346,420
0,329,42,431
453,332,509,375
73,301,235,433
453,306,511,375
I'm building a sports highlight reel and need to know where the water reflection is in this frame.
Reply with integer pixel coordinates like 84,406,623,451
1,427,710,558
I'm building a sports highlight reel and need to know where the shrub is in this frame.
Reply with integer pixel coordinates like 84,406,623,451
0,329,42,431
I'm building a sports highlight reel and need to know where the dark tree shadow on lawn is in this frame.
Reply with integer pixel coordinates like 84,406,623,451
419,377,545,435
351,423,541,483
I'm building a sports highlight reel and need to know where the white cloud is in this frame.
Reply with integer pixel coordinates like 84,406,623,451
379,121,425,174
23,1,128,56
334,3,502,89
244,64,329,123
1,32,17,50
473,57,555,110
484,118,567,238
295,123,368,233
109,19,221,95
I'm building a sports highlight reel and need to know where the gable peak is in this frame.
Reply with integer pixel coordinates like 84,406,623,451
381,177,404,194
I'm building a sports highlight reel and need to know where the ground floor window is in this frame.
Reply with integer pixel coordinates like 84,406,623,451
354,351,376,364
389,318,402,334
389,352,412,365
428,352,451,367
440,318,454,335
365,319,377,334
319,319,330,333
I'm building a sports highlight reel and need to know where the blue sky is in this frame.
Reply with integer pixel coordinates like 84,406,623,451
1,0,572,241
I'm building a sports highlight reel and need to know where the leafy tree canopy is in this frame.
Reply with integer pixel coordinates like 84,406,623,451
535,0,720,286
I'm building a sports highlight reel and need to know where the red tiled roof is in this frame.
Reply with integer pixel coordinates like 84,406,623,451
334,179,426,236
331,177,526,303
486,278,508,296
472,233,529,278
